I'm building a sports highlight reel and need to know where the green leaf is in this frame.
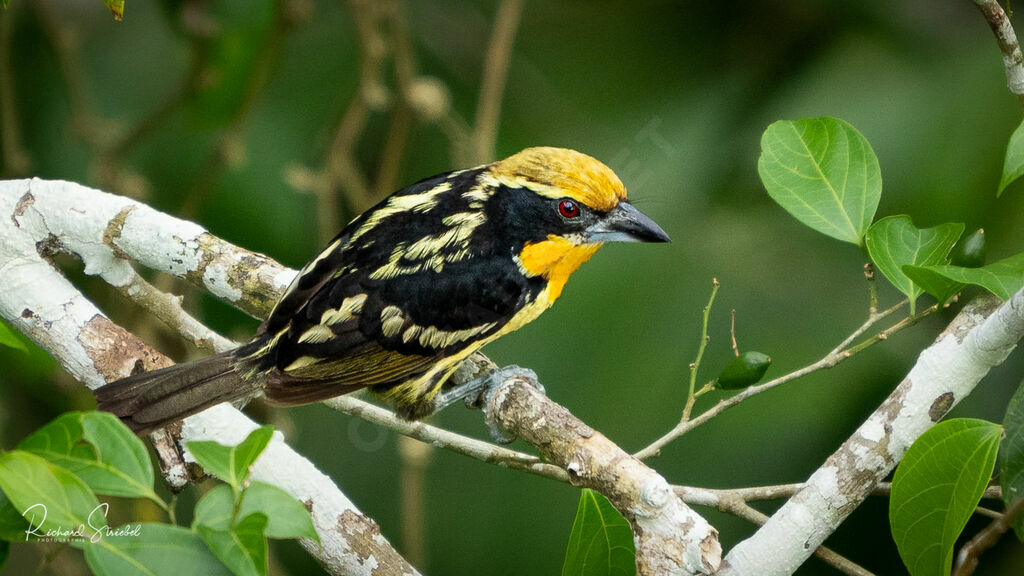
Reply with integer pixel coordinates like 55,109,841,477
193,485,234,532
194,482,318,542
103,0,124,21
83,523,233,576
196,513,269,576
187,427,273,491
0,451,103,541
0,488,29,540
890,418,1002,576
562,489,635,576
0,539,8,570
865,216,963,313
1000,379,1024,540
998,118,1024,197
0,319,27,353
901,265,964,309
758,117,881,245
19,412,161,506
909,252,1024,300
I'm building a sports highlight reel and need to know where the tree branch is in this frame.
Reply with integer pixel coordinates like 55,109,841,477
975,0,1024,107
0,178,419,576
0,177,723,575
483,376,721,575
719,290,1024,575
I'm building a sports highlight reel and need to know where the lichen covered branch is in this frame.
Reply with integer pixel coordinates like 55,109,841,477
719,291,1024,575
483,376,721,575
0,178,418,576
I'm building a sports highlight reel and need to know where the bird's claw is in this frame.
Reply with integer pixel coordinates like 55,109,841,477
435,364,544,444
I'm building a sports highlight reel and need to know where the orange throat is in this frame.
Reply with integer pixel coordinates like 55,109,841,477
518,236,602,303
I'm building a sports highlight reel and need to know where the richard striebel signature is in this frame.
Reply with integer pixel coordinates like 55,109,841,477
21,502,141,543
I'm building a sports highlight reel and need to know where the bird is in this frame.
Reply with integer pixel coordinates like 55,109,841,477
95,147,671,434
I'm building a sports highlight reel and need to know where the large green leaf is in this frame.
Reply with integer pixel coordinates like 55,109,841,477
890,418,1002,576
758,117,881,245
909,252,1024,301
19,412,161,505
83,523,233,576
865,216,963,313
562,489,635,576
0,451,102,540
186,426,273,492
196,513,269,576
194,482,318,542
1001,379,1024,540
998,118,1024,197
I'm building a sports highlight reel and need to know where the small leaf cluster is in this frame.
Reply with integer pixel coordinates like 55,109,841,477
187,427,319,576
759,117,1024,314
0,412,316,576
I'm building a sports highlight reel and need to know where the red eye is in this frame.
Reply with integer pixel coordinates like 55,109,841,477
558,199,580,218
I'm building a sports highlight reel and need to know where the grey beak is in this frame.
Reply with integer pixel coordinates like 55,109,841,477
584,202,671,243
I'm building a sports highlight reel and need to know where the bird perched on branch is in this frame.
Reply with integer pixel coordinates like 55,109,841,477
95,147,670,434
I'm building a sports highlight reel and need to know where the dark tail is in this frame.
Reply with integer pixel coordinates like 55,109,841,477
94,351,258,434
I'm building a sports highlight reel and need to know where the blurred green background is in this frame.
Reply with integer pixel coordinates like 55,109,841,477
2,0,1024,574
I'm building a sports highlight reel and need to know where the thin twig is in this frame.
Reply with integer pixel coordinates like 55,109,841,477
113,268,237,354
675,482,1003,505
828,299,906,357
324,395,568,481
864,261,878,316
322,0,387,220
683,279,719,421
730,309,739,356
634,300,932,460
471,0,523,164
954,496,1024,576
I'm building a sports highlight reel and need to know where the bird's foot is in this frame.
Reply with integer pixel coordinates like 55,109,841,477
433,365,543,443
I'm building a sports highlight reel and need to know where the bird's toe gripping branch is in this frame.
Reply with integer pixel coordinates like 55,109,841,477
435,364,543,443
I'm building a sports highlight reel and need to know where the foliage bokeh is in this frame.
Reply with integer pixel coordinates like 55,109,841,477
2,0,1024,574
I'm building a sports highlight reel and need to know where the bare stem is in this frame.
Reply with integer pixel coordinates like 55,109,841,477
471,0,523,164
634,299,928,461
864,262,878,316
730,308,739,357
323,0,388,219
829,299,906,356
953,496,1024,576
683,279,719,421
373,0,417,199
324,395,568,482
